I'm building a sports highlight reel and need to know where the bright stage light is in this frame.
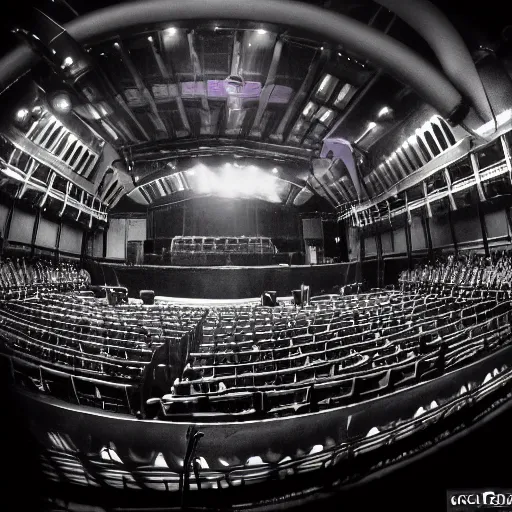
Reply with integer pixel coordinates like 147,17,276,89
15,108,29,122
378,106,390,118
191,163,280,202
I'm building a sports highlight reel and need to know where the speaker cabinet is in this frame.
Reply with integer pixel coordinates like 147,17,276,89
140,290,155,305
261,291,277,307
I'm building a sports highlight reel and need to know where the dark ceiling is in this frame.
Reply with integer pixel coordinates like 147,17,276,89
0,0,511,214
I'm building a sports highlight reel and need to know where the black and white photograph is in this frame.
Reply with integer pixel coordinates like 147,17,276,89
0,0,511,510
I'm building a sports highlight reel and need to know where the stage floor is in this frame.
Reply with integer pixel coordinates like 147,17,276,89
155,295,293,306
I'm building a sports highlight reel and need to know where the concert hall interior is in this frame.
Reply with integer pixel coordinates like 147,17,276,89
1,0,512,510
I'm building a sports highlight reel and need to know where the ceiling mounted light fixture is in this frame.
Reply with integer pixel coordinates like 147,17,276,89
164,27,178,36
378,106,391,118
62,56,74,69
15,108,30,124
355,121,377,144
257,29,267,35
50,92,73,114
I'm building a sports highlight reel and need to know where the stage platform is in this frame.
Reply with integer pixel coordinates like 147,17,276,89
85,261,360,299
155,295,292,305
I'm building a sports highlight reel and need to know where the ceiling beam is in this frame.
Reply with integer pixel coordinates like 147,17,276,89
114,39,171,139
323,15,395,142
187,30,212,136
128,139,313,165
271,47,327,143
249,35,283,138
222,30,243,136
150,32,192,136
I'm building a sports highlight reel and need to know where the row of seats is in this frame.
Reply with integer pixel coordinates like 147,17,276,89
161,307,511,416
0,292,207,382
0,258,87,298
163,288,512,415
1,257,512,420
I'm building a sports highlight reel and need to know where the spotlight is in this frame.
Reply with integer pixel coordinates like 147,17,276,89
272,168,278,174
378,106,390,118
15,108,30,124
257,29,267,35
164,27,177,36
62,56,74,68
50,92,73,114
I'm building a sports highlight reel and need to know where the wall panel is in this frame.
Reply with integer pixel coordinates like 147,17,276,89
393,227,407,254
364,235,377,257
0,203,9,235
92,230,104,258
381,232,393,254
485,210,510,240
106,218,126,259
59,224,83,254
35,217,58,249
410,215,426,250
9,208,35,244
127,218,147,241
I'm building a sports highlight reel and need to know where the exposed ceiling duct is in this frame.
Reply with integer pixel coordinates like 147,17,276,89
375,0,495,128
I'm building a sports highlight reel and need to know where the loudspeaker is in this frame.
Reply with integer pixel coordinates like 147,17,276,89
106,286,129,306
261,291,277,307
144,239,155,254
140,290,155,305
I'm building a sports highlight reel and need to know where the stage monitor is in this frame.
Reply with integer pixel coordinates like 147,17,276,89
261,291,277,307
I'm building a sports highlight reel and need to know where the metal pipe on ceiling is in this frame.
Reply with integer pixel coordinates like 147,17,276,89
0,0,466,125
374,0,494,124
